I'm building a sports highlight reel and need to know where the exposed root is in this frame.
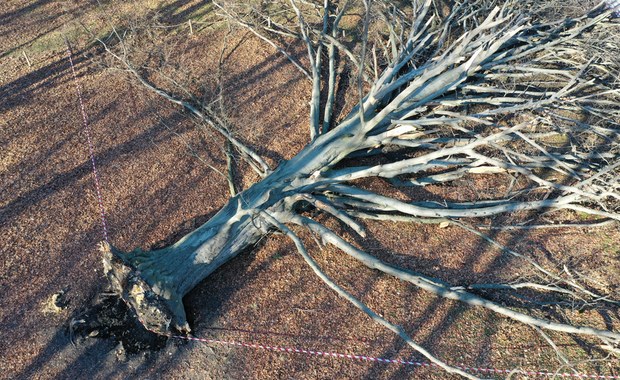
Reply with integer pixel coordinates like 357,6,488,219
67,290,168,353
99,241,190,335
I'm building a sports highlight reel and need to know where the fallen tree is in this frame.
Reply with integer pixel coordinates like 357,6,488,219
96,0,620,377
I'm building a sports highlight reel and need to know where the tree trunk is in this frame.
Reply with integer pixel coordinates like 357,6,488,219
103,121,363,333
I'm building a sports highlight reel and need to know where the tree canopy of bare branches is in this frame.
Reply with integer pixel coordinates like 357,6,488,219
95,1,620,377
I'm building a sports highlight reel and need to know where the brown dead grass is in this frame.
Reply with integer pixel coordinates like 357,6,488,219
1,1,619,379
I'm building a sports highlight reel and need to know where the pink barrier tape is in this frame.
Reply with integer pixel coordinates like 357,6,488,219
65,41,109,242
173,334,620,379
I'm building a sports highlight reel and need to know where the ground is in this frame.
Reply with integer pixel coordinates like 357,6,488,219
1,1,619,379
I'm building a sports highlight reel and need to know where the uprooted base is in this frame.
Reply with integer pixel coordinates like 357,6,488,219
100,241,188,336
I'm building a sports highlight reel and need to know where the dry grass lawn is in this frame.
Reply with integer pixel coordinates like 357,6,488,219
1,1,619,379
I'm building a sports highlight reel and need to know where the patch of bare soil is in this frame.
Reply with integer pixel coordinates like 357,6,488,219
1,1,619,380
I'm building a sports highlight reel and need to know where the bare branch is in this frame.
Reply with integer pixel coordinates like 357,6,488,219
262,212,480,380
296,216,620,343
98,37,272,177
214,1,312,80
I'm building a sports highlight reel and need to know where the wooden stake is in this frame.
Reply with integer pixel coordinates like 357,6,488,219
22,50,32,67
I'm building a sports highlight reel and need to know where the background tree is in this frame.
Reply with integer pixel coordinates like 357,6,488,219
95,1,620,377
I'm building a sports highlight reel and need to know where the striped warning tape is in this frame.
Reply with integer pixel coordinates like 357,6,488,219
172,334,619,379
65,40,109,242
